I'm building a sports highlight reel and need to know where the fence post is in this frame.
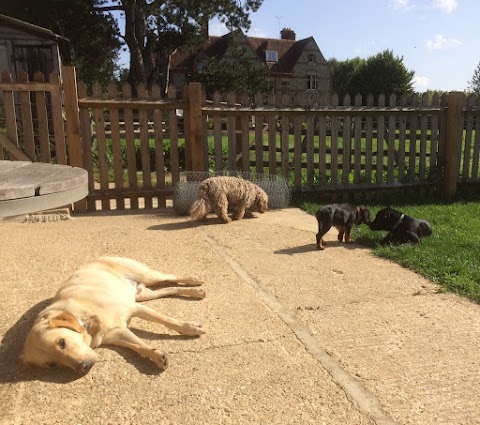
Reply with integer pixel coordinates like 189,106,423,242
440,91,464,200
62,65,86,212
187,82,205,172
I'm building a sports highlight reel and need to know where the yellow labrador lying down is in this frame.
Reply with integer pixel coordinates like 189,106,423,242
20,256,205,375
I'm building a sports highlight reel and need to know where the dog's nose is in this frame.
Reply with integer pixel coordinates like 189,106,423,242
76,362,92,375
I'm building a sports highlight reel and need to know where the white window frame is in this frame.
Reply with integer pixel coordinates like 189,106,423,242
307,74,318,91
266,50,278,62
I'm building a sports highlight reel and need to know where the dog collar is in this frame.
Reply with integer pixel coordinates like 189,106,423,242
392,214,405,230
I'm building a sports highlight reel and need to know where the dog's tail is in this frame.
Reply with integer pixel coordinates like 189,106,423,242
189,182,211,221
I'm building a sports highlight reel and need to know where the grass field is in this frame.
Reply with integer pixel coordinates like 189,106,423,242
296,198,480,304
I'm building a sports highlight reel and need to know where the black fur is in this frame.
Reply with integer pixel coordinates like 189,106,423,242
315,204,371,250
368,207,432,245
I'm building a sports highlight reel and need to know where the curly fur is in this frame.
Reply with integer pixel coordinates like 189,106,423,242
189,176,268,223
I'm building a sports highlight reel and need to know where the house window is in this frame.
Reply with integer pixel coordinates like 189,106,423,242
308,54,316,64
307,74,318,90
266,50,278,62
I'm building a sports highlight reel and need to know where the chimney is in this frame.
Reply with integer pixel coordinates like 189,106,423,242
280,28,296,41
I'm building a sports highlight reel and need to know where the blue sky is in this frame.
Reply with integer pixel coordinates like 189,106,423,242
119,0,478,92
211,0,478,92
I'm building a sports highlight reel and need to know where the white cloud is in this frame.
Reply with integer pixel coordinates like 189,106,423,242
208,20,229,36
432,0,458,13
413,76,430,89
426,34,462,50
209,20,268,38
390,0,458,14
391,0,414,10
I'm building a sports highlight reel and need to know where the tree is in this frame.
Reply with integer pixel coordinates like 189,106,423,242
329,50,415,99
192,33,271,98
97,0,264,93
328,57,365,98
1,0,121,88
469,61,480,96
353,50,414,97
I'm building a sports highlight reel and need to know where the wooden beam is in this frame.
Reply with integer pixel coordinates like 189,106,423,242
0,134,31,161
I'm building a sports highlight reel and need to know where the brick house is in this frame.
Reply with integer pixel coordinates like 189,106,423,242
170,27,332,97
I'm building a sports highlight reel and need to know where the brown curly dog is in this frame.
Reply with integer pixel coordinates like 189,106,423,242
189,176,268,223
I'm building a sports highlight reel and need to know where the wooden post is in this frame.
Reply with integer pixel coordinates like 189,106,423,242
440,91,464,200
62,65,87,212
187,82,205,172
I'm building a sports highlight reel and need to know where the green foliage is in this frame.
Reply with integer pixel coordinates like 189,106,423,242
192,36,271,97
468,61,480,96
1,0,121,89
328,57,365,98
329,50,415,99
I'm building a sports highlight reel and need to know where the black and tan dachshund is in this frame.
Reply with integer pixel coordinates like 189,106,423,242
368,207,432,245
315,204,371,250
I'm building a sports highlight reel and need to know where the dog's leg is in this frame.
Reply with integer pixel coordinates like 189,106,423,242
344,226,353,243
316,221,331,250
337,226,345,242
102,327,169,370
214,194,231,223
406,231,421,244
136,286,205,302
381,233,395,245
231,206,246,220
132,303,205,336
98,257,204,287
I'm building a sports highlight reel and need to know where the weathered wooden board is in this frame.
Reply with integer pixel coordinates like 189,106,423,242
0,161,88,216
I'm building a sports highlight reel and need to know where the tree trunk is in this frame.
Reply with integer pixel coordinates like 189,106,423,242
122,0,146,88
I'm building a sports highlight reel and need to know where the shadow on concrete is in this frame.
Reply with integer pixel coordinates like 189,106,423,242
274,240,373,255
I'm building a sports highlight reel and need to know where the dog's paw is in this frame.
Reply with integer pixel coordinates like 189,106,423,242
179,276,204,286
182,288,206,299
180,322,205,336
151,349,169,371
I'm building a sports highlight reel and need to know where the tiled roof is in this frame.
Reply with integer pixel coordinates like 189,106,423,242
171,30,315,76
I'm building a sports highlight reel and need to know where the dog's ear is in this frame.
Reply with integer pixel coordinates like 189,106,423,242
48,312,84,333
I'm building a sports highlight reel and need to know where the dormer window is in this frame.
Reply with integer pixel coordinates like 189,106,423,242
266,50,278,62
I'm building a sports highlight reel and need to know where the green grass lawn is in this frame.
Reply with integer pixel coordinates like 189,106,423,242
297,199,480,303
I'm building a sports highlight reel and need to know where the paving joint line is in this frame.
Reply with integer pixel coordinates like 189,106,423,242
203,232,398,425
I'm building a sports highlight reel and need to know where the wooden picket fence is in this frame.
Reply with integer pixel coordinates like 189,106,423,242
1,66,479,213
203,90,444,190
